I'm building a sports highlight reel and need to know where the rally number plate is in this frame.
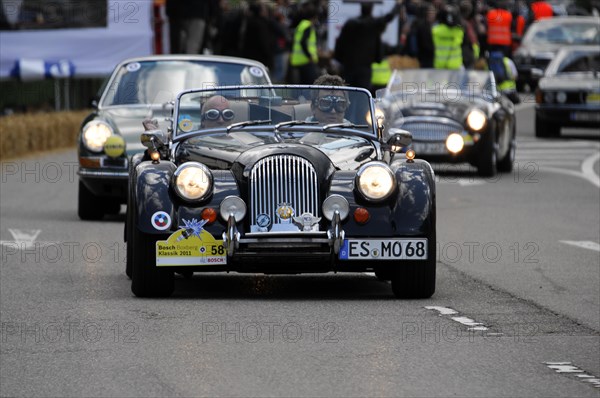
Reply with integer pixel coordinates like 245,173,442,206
339,239,428,260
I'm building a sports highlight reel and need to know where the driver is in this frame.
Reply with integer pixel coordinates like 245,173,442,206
201,95,236,128
308,74,350,124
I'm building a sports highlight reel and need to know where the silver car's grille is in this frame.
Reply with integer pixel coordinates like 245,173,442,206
249,155,319,230
402,119,464,142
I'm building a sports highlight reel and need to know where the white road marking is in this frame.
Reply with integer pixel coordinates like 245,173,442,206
0,229,55,250
581,151,600,188
545,362,600,388
424,306,458,315
560,241,600,253
425,306,491,332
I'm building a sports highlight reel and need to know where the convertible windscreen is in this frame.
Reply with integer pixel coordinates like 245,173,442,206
382,69,496,100
101,60,270,106
174,86,376,136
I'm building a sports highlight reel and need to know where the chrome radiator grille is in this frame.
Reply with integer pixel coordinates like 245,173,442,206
249,155,319,228
402,119,464,142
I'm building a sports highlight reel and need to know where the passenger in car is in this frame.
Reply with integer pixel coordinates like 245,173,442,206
201,95,236,128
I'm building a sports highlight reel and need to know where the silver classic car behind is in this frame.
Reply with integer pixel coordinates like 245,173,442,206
77,55,271,220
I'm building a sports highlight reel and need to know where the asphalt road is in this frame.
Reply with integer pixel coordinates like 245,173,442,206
1,104,599,397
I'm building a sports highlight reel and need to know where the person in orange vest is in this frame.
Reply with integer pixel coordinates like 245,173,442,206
511,0,528,52
486,0,513,58
530,0,554,22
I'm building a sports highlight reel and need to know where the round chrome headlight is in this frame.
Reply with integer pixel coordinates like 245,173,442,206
556,91,567,104
220,196,246,222
173,162,213,201
82,121,113,152
544,92,554,104
466,109,487,132
322,194,350,221
356,162,396,201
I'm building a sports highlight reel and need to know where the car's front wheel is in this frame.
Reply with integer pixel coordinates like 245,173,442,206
477,129,497,177
391,233,436,299
78,181,105,220
497,122,516,173
130,209,174,297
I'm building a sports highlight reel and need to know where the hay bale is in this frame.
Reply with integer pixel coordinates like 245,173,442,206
0,110,89,160
388,55,420,70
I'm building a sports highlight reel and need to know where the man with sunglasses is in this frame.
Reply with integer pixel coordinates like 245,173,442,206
309,74,350,125
201,95,236,128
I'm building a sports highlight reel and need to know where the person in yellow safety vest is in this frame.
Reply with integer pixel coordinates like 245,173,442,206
289,4,319,84
499,56,520,104
432,5,465,70
488,50,520,103
371,58,392,92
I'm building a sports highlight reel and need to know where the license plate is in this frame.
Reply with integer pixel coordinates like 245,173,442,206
339,239,428,260
587,93,600,104
412,142,447,155
571,112,600,122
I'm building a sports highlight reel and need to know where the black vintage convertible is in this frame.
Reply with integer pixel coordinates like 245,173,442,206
378,69,517,177
126,85,437,298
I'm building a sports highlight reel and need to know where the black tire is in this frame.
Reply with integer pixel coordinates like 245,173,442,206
130,208,174,297
125,190,133,279
477,129,497,177
535,114,560,138
78,180,104,220
391,233,436,299
374,269,393,281
497,123,515,173
104,200,121,215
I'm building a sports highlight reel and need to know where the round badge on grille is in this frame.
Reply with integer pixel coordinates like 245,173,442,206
256,213,271,228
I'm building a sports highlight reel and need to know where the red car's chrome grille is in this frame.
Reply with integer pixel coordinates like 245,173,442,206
249,155,319,228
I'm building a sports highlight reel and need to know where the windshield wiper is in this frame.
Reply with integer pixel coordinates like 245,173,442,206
323,123,369,131
226,120,272,133
275,120,318,131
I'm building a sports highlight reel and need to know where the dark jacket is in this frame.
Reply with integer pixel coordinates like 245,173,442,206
335,5,400,69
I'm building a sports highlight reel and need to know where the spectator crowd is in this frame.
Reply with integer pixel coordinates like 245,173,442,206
166,0,596,96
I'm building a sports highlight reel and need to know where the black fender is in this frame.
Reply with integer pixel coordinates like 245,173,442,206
134,160,177,234
327,159,435,237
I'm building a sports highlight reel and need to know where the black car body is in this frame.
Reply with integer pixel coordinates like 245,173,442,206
126,85,437,298
377,69,517,177
535,46,600,137
513,16,600,91
77,55,271,220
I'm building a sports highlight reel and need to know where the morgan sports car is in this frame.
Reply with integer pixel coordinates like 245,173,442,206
377,69,516,177
125,85,437,298
535,46,600,137
77,55,271,220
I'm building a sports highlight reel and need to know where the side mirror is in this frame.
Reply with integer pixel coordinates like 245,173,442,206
90,98,98,109
387,128,412,150
141,129,167,149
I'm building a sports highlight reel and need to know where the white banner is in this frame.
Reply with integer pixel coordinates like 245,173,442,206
0,0,153,79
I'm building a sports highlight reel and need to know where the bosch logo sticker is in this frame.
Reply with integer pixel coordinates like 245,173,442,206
151,211,171,231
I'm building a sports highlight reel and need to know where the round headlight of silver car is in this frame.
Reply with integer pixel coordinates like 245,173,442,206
173,162,213,201
356,162,396,201
82,120,113,152
466,109,487,132
556,91,567,104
